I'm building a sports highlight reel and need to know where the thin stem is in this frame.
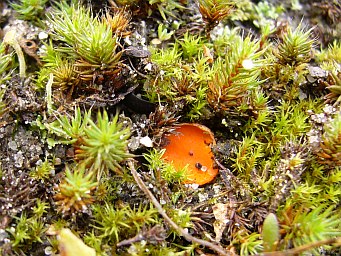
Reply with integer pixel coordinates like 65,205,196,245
46,73,54,115
257,236,341,256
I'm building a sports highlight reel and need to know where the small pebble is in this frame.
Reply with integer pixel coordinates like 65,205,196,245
140,136,153,147
38,31,48,40
8,141,18,151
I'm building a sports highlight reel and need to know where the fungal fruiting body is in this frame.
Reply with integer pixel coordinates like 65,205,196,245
162,123,218,185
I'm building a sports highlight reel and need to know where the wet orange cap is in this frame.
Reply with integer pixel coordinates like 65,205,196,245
162,123,218,185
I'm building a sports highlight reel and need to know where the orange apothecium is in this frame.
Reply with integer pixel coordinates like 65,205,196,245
162,123,218,185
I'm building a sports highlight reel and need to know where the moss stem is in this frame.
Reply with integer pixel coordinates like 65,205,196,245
46,73,53,114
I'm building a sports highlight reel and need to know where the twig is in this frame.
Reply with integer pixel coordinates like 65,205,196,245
215,158,242,188
127,159,231,256
215,158,241,201
46,73,54,115
117,225,166,247
257,236,341,256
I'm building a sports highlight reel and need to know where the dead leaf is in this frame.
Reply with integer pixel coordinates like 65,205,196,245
212,203,229,242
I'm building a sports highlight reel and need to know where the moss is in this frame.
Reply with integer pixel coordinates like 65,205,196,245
54,164,97,215
1,0,341,255
143,148,188,184
11,0,48,22
198,0,235,34
46,107,132,179
6,200,48,251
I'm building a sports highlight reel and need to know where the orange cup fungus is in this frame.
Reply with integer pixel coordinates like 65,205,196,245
162,123,218,185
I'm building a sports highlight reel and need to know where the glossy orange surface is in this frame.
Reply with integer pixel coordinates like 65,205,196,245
162,123,218,185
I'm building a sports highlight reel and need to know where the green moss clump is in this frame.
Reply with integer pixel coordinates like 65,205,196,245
47,107,132,180
11,0,48,22
54,164,97,215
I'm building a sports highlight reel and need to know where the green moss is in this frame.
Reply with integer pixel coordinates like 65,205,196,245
11,0,48,22
0,42,14,80
280,205,341,255
261,23,316,101
6,200,48,250
148,0,185,20
198,0,235,34
177,32,207,61
46,106,91,144
316,112,341,167
37,42,78,91
145,43,210,119
235,232,263,255
54,164,97,214
144,148,188,184
316,40,341,70
92,203,159,243
29,157,54,181
0,88,7,118
252,1,284,29
47,107,132,179
208,30,264,113
232,135,264,181
48,5,121,67
37,3,126,94
77,110,133,178
2,0,341,255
